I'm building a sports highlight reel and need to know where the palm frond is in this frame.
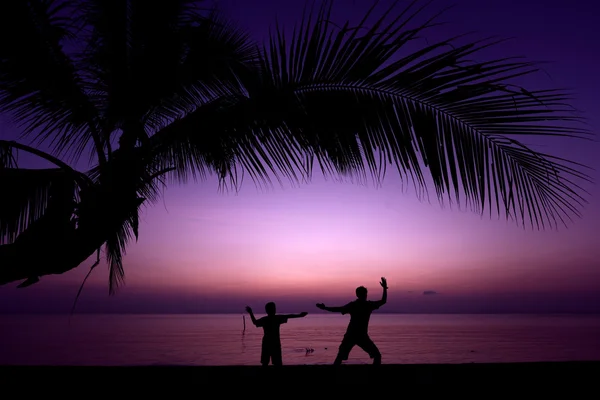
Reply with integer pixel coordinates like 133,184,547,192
80,0,256,146
147,93,310,192
0,140,18,168
144,6,259,132
86,146,171,205
0,0,105,164
104,196,144,294
0,140,92,244
0,139,94,186
254,0,593,229
151,0,592,230
0,168,77,244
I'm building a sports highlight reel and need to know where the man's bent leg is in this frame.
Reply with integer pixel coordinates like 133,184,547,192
334,335,355,365
373,354,382,365
357,336,382,365
333,354,344,366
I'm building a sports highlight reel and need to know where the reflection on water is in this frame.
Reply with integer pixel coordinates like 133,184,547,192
1,314,599,366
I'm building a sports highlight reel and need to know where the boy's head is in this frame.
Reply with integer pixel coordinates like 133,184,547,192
265,301,276,316
356,286,368,300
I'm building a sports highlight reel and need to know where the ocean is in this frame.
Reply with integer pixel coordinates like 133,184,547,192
1,314,599,366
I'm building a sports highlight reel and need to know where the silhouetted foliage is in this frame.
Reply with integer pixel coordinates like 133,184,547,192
0,0,593,294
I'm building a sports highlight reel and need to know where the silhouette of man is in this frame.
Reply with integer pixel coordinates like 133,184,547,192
316,277,388,365
246,302,308,366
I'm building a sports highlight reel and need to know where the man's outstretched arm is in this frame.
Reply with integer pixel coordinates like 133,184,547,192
316,303,346,313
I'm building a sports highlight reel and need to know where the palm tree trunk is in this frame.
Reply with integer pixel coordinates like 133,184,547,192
0,225,104,287
0,186,143,288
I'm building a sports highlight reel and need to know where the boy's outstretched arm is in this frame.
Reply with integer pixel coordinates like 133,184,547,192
316,303,346,313
245,306,260,326
281,312,308,318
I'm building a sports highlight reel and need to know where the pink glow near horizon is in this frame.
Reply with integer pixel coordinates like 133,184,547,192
39,166,600,302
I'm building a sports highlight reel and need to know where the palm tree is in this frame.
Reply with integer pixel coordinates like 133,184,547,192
0,0,593,296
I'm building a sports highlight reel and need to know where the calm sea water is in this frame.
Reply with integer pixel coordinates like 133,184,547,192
1,314,599,366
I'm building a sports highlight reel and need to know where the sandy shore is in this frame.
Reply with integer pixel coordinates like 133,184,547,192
1,361,599,391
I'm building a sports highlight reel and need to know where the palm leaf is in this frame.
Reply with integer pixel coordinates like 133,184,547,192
0,140,93,244
104,196,145,294
0,168,76,244
86,145,172,205
85,146,172,293
0,0,105,164
150,0,592,230
0,140,18,169
147,93,310,192
259,0,593,230
143,6,259,132
79,0,257,146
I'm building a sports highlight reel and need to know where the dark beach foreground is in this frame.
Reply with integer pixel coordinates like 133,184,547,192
2,361,599,392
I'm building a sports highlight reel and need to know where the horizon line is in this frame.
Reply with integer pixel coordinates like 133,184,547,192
3,311,600,316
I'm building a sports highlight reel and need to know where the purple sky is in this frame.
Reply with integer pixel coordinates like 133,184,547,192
1,0,599,314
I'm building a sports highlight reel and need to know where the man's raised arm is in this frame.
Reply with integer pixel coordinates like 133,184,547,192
373,277,388,308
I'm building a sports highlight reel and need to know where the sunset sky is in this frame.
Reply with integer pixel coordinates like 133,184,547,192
1,0,599,314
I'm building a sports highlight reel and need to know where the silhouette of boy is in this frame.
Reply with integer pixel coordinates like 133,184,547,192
316,277,388,365
246,302,308,366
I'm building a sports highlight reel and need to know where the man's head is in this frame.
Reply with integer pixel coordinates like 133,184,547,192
265,302,276,316
355,286,368,300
